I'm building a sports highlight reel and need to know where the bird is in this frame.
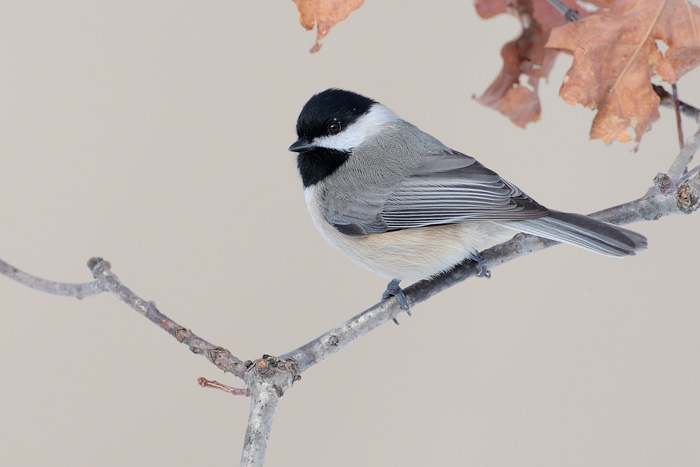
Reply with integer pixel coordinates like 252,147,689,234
289,88,647,312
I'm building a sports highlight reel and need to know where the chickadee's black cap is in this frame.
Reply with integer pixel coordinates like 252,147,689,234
295,88,376,140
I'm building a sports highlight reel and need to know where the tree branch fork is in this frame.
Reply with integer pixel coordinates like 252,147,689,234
2,127,700,466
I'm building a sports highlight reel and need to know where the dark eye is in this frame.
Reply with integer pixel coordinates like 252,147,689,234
328,121,341,134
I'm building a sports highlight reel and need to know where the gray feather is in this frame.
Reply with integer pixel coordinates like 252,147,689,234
498,211,648,257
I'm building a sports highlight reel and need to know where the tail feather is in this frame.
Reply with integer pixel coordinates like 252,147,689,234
498,210,647,257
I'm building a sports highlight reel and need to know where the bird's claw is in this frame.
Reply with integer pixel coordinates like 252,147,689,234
382,279,411,324
474,252,491,279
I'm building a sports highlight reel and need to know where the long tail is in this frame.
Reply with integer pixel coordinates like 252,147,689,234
497,210,648,257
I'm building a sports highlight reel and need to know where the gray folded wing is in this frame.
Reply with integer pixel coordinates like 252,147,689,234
329,151,550,236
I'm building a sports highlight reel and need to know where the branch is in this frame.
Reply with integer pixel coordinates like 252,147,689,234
545,0,580,23
240,356,298,467
87,257,249,379
654,84,700,122
667,126,700,182
0,258,104,298
198,378,250,397
672,83,684,150
0,257,275,463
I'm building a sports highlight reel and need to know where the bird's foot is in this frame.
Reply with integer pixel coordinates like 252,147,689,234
382,278,411,324
474,252,491,279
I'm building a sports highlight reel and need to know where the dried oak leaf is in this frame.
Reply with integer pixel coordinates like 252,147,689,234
292,0,364,53
474,0,589,128
546,0,700,145
476,27,558,127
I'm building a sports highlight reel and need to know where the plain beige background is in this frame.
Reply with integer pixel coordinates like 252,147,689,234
2,2,700,466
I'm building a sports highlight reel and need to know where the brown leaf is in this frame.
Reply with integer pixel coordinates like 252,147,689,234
292,0,364,53
475,31,557,127
546,0,700,145
474,0,586,127
497,83,542,128
475,0,507,19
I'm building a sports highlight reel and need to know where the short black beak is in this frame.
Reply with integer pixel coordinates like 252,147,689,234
288,137,314,153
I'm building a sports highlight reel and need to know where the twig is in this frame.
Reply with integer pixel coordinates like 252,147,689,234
544,0,580,22
87,257,248,379
654,84,700,122
672,84,684,150
198,377,250,397
0,258,104,299
667,126,700,182
679,164,700,186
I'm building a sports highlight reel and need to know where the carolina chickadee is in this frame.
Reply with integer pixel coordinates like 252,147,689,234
289,89,647,310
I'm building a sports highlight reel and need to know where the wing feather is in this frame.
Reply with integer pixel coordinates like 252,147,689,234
329,151,549,235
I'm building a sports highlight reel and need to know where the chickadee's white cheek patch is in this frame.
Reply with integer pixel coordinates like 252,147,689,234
314,105,399,151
